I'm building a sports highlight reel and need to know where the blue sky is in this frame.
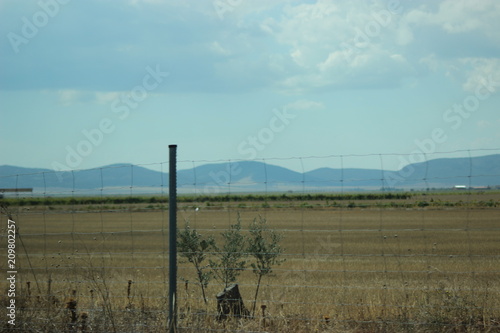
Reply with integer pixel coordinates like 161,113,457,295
1,0,500,173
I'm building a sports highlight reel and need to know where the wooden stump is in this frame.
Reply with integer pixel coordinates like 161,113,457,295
216,284,249,320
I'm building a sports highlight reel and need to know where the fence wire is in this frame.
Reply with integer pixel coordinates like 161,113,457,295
1,149,500,332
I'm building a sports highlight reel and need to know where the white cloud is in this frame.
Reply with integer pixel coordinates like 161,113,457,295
58,90,121,106
2,0,499,96
460,58,500,93
95,92,121,104
57,90,88,106
285,99,325,111
405,0,500,39
257,1,417,92
419,54,440,72
436,0,500,34
477,119,500,129
317,51,344,72
393,22,414,46
209,41,232,56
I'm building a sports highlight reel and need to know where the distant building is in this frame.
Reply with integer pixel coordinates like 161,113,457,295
0,188,33,198
453,185,467,190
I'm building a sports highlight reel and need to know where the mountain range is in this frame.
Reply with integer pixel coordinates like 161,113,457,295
1,154,499,195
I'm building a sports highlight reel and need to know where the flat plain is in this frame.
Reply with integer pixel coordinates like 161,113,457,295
1,191,499,332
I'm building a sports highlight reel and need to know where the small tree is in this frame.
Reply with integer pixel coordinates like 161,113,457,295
210,214,247,287
247,216,284,317
177,221,215,304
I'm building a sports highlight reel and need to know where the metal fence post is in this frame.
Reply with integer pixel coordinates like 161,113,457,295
168,144,177,332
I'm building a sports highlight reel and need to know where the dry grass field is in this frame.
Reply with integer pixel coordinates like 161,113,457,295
1,192,500,332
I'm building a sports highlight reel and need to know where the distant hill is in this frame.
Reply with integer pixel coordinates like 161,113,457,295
0,164,167,190
385,154,500,188
1,154,499,195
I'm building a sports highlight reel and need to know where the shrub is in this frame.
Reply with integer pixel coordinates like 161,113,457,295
209,214,248,287
247,216,284,317
177,222,215,304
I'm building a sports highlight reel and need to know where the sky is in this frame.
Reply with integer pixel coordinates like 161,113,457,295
1,0,500,173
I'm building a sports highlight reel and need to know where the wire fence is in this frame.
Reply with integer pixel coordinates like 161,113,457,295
1,148,500,332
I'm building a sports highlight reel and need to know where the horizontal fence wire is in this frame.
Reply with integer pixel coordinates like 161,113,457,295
1,148,500,332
